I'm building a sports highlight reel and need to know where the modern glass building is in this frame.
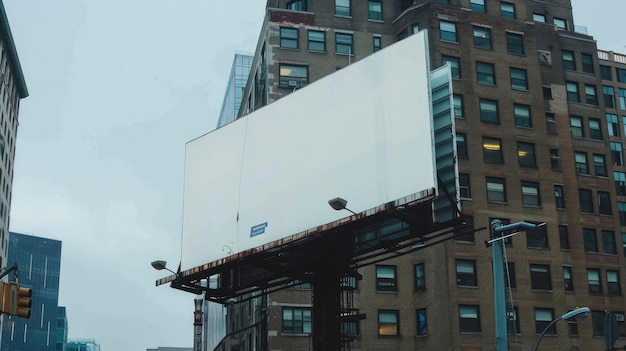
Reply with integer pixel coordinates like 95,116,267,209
56,306,68,351
66,339,100,351
1,232,62,351
216,53,253,128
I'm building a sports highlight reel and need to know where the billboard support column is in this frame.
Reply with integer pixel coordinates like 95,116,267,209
194,297,203,351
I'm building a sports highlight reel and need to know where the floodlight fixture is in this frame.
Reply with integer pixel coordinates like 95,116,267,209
328,197,358,215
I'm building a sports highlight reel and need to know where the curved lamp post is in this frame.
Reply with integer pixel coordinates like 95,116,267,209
532,307,590,351
151,260,177,275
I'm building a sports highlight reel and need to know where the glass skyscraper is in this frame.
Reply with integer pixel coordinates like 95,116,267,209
1,232,62,351
216,53,253,128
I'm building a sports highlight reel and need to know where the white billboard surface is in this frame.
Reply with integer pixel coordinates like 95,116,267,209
182,31,435,269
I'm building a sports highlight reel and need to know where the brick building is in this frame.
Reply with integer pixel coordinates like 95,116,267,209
217,1,626,350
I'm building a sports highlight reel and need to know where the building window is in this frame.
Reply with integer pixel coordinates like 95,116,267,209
589,118,602,140
456,133,467,158
470,0,485,12
483,137,503,162
601,65,613,80
287,0,310,11
554,185,565,209
559,225,570,249
607,113,619,136
527,222,548,248
473,27,491,48
477,62,495,85
620,89,626,109
546,112,556,133
505,261,516,288
282,307,312,334
598,191,612,215
459,305,481,333
376,265,397,292
594,154,607,177
619,202,626,226
530,264,552,290
518,142,536,167
416,309,427,336
459,173,471,199
619,68,626,83
585,85,598,105
570,116,583,137
583,228,598,252
579,188,593,213
543,86,553,99
533,13,546,22
611,142,624,166
378,310,399,336
414,263,425,290
604,86,616,109
453,94,464,117
566,81,579,102
456,260,477,286
550,148,561,170
587,269,602,294
615,171,626,195
602,230,617,254
335,0,351,16
574,152,589,175
581,53,594,74
553,17,567,30
279,64,308,89
340,276,358,289
535,308,555,334
280,27,299,49
373,36,382,52
479,99,499,123
591,310,606,337
514,104,531,127
507,306,520,334
440,20,457,42
335,32,353,55
562,51,575,70
607,270,621,295
368,1,383,21
500,2,515,18
563,266,574,292
307,30,325,51
505,32,524,55
510,67,528,90
486,177,506,202
442,55,461,79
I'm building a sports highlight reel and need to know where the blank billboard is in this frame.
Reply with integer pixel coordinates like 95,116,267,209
182,31,436,269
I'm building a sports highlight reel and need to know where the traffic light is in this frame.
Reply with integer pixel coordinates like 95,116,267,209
0,282,31,319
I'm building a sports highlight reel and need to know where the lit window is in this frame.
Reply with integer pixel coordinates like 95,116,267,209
530,264,551,290
587,269,602,294
483,137,502,163
378,310,399,336
473,27,491,48
280,27,299,49
279,64,308,89
440,20,457,42
518,142,536,166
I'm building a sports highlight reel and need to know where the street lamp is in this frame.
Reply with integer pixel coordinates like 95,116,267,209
328,197,358,215
150,260,177,276
489,220,540,351
532,307,590,351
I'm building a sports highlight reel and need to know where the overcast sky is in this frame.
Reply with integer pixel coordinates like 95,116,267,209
2,0,624,350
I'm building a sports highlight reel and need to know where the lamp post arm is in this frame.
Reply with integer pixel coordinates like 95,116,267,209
0,263,17,281
532,318,561,351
